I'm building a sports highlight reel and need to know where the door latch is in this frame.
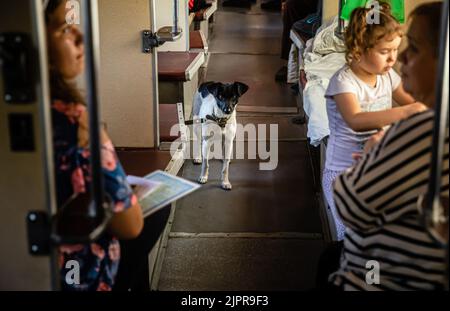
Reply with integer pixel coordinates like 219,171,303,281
142,27,183,53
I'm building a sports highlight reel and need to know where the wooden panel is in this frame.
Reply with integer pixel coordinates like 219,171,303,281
98,0,155,148
158,51,200,81
190,30,206,49
159,104,180,142
117,149,172,176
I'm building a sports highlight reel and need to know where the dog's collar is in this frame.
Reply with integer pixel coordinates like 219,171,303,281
185,118,205,125
206,114,231,128
185,114,231,128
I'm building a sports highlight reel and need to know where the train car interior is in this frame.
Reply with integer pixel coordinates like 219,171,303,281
0,0,448,293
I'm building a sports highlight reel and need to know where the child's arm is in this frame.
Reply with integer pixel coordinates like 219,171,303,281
335,93,428,132
393,83,416,106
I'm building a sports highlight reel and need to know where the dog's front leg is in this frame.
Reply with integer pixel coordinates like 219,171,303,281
198,136,210,184
193,117,202,165
221,159,231,190
221,134,234,190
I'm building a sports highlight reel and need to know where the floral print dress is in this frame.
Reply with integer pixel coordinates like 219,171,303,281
52,100,137,291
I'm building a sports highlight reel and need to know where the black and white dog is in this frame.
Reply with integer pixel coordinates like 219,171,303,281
192,81,249,190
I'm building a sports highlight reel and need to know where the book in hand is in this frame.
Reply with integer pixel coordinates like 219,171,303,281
126,175,163,200
127,170,201,217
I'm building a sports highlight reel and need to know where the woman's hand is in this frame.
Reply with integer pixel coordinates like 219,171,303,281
364,130,386,154
403,102,428,118
352,130,386,162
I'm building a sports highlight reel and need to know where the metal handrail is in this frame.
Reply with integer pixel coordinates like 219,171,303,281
425,0,449,235
83,0,104,219
423,0,449,289
173,0,179,35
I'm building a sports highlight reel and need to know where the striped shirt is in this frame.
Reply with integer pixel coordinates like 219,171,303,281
330,110,449,291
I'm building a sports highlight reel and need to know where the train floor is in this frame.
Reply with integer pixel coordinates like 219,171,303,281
156,0,327,290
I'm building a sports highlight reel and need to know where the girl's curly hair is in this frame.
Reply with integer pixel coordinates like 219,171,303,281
345,1,403,64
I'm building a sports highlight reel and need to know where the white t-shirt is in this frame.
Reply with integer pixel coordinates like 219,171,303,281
324,65,401,171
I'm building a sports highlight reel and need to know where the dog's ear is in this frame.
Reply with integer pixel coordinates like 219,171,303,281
233,82,249,97
200,82,219,98
198,81,216,98
205,82,222,98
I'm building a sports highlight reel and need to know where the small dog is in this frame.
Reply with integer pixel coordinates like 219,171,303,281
192,81,249,190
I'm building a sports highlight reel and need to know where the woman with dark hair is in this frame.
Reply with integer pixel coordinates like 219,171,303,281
45,0,144,291
329,1,448,290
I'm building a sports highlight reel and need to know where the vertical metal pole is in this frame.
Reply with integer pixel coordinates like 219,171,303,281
82,0,104,217
31,0,59,290
149,0,160,148
426,0,449,224
173,0,179,34
424,0,449,288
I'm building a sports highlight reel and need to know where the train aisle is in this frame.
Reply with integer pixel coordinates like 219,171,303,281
156,0,326,290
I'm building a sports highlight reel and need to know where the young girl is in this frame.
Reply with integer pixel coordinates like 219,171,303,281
322,3,427,241
45,0,143,290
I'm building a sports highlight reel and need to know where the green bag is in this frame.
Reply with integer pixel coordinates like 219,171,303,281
340,0,405,24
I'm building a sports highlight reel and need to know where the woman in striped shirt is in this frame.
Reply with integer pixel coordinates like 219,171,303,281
330,1,448,290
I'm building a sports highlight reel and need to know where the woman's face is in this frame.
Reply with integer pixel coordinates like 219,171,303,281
399,16,437,105
47,1,84,79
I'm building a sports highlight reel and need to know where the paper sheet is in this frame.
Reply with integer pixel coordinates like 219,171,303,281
126,175,163,200
128,170,201,217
